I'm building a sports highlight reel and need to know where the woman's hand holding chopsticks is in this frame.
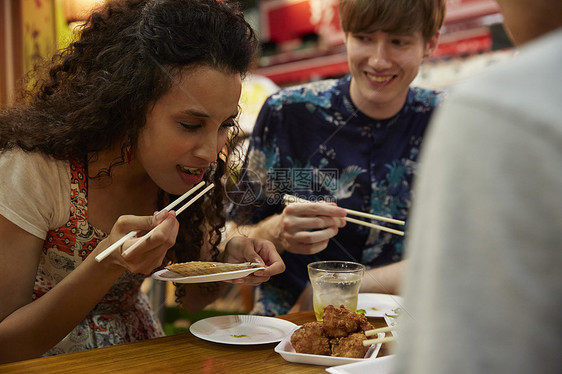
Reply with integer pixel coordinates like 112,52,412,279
93,182,215,272
95,182,208,262
92,210,179,274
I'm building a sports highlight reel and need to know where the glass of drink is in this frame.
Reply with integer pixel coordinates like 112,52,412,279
307,261,365,321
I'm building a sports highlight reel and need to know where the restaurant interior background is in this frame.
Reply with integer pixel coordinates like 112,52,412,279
0,0,514,334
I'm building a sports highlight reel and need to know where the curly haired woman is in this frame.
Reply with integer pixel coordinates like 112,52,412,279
0,0,284,363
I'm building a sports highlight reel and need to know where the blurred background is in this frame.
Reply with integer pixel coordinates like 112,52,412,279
0,0,515,334
1,0,515,107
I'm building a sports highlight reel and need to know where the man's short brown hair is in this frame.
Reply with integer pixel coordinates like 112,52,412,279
339,0,446,41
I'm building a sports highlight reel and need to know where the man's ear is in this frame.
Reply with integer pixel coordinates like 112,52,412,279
424,31,440,58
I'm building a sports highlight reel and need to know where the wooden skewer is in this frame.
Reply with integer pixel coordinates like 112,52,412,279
283,194,405,236
365,325,398,337
95,181,206,262
363,335,396,346
121,183,215,257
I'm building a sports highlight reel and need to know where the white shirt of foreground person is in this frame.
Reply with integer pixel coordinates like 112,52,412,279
393,29,562,374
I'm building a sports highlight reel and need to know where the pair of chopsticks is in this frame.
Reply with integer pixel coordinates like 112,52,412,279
363,325,398,346
282,194,405,236
95,181,215,262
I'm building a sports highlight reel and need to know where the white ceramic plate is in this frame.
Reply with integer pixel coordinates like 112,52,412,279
357,293,404,318
326,354,396,374
151,266,264,284
274,326,384,366
189,315,296,345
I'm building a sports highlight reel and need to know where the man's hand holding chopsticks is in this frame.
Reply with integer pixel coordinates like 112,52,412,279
276,201,347,255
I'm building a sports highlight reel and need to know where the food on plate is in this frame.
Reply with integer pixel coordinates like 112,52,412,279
290,321,331,355
290,305,375,358
165,261,262,276
323,304,373,338
331,332,370,358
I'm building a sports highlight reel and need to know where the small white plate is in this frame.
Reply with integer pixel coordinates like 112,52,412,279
326,354,396,374
274,326,384,366
357,293,403,318
151,266,264,283
189,315,296,345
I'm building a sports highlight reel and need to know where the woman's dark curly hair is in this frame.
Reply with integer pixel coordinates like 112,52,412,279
0,0,257,300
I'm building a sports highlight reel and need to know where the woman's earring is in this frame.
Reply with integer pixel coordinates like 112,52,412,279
126,145,134,164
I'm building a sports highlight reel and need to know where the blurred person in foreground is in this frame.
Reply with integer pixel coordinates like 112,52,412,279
394,0,562,373
0,0,284,363
228,0,445,316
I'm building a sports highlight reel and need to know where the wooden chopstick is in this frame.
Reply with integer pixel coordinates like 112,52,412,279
344,217,404,236
344,207,405,225
363,335,396,347
283,194,405,236
121,183,215,258
174,183,215,215
95,181,206,262
365,325,398,337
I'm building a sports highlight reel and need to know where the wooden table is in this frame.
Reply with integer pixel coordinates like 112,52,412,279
0,311,389,373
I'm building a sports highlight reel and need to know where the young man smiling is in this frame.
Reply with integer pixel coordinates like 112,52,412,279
344,1,440,118
228,0,446,316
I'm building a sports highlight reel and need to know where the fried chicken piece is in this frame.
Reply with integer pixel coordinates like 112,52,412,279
322,305,374,338
358,316,374,332
290,322,331,356
331,333,371,358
